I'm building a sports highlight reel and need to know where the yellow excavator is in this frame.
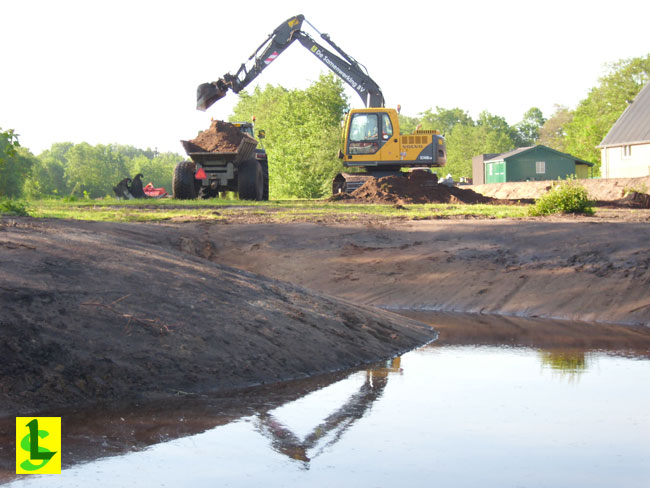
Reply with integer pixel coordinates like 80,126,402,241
196,14,446,194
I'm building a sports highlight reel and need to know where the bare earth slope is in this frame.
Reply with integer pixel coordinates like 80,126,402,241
0,218,435,415
195,219,650,326
469,175,650,202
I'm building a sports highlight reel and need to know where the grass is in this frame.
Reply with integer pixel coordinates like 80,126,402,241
14,197,530,223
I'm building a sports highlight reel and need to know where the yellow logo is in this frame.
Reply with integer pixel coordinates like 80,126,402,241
288,17,299,28
16,417,61,474
311,45,318,53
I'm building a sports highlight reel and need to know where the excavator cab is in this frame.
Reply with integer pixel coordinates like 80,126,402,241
341,108,446,168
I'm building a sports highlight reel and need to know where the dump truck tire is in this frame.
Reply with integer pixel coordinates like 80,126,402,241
260,159,269,201
173,161,199,200
237,159,263,201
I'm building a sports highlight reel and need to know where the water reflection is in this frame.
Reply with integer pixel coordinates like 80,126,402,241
538,350,592,383
2,313,650,487
255,358,401,467
397,310,650,361
0,359,400,484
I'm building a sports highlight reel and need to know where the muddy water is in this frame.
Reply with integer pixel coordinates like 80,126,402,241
2,313,650,487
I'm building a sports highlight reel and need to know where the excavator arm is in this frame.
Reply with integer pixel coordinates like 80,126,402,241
196,14,384,111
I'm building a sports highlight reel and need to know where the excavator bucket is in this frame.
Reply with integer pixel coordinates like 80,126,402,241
196,82,228,111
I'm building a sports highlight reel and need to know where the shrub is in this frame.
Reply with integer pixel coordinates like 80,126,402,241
0,198,29,216
529,179,594,216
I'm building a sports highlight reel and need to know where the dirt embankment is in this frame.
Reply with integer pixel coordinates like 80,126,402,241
0,218,435,416
194,219,650,327
469,175,650,205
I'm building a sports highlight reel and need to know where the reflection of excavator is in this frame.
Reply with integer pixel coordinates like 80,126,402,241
254,357,402,467
196,14,446,194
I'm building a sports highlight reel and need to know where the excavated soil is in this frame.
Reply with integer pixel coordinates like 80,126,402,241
189,218,650,327
470,175,650,207
343,173,650,208
335,171,504,205
0,217,435,416
188,120,251,152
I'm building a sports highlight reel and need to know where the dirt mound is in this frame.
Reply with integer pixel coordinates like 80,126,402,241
0,217,435,415
188,120,251,152
469,176,650,203
345,171,499,205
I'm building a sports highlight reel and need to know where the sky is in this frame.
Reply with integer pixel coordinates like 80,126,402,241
1,0,649,155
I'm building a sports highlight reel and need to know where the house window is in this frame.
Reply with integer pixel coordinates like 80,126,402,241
623,145,632,158
536,161,546,174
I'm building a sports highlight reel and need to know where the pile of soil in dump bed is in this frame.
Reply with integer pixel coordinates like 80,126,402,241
339,170,500,205
189,120,252,152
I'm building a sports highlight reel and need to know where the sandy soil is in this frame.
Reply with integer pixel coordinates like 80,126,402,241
0,217,434,416
469,175,650,203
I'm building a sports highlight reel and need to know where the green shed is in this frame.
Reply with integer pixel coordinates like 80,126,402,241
483,145,594,183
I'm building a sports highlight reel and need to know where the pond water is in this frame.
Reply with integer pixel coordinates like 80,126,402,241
2,312,650,487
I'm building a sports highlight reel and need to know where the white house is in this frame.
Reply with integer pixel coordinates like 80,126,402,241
598,80,650,178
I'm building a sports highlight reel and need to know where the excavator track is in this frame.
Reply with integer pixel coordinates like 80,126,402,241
332,172,375,194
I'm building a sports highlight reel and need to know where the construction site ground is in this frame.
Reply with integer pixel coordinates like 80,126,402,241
2,176,650,415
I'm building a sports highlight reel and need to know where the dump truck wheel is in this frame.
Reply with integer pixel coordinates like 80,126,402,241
237,159,263,201
172,161,199,200
260,159,269,201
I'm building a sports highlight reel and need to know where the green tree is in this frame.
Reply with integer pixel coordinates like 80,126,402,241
0,129,35,198
128,152,180,192
444,111,515,179
231,73,349,198
64,143,129,198
514,107,546,147
418,106,473,135
565,54,650,174
397,114,419,134
536,105,574,152
1,128,20,160
23,142,73,197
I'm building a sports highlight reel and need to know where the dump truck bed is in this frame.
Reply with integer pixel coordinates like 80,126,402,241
181,136,258,165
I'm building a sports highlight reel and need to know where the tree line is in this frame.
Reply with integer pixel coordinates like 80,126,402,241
1,54,648,200
0,135,181,199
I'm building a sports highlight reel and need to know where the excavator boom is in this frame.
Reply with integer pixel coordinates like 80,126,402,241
196,14,384,111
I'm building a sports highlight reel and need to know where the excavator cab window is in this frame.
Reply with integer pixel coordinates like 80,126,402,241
348,113,379,155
